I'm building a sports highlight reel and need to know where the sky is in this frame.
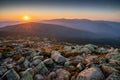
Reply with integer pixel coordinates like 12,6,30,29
0,0,120,21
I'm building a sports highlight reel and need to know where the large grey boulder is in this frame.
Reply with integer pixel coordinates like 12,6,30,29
76,67,105,80
2,69,20,80
51,51,66,63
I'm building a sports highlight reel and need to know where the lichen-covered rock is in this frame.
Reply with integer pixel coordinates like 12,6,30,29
76,67,105,80
64,46,72,52
56,69,71,80
84,44,97,52
80,47,91,53
43,58,54,66
34,62,48,75
31,59,42,66
97,47,107,54
106,51,120,61
20,68,34,80
106,73,120,80
74,45,82,51
51,51,66,63
2,69,20,80
30,51,40,58
34,74,44,80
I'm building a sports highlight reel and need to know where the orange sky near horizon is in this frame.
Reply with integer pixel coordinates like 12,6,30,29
0,6,120,21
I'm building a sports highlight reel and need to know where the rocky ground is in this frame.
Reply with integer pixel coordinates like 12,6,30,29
0,41,120,80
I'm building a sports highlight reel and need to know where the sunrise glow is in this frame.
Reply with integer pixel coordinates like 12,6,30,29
22,16,31,21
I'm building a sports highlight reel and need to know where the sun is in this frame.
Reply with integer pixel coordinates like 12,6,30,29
22,16,31,21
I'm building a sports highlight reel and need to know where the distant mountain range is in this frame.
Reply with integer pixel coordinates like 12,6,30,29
41,19,120,38
0,20,22,28
0,22,97,38
0,19,120,46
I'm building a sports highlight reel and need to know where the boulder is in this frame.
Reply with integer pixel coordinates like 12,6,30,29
31,59,42,66
84,44,97,52
80,47,91,53
30,51,40,58
20,68,34,80
56,69,71,80
43,58,54,66
51,51,66,63
2,69,20,80
76,67,105,80
64,46,72,52
71,55,84,65
34,62,48,75
74,45,82,51
97,47,107,54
